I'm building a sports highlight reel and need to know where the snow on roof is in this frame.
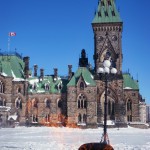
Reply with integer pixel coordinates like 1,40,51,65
90,74,94,79
8,115,18,121
29,79,39,85
124,87,132,90
85,80,90,85
1,72,8,77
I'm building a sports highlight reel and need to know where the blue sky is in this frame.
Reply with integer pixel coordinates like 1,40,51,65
0,0,150,104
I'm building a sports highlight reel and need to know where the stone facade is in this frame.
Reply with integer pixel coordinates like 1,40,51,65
0,0,146,128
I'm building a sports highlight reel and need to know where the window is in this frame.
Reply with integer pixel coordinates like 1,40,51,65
0,97,5,106
108,100,111,115
112,10,115,16
17,87,21,93
98,11,101,17
108,0,111,5
127,115,132,122
32,83,37,90
101,1,104,6
45,114,50,123
0,81,4,93
80,82,84,90
77,94,87,109
45,84,50,91
83,114,87,123
45,99,50,108
105,11,108,17
15,98,22,109
32,115,38,123
58,100,62,108
127,100,132,111
78,114,81,123
32,99,38,108
78,114,87,124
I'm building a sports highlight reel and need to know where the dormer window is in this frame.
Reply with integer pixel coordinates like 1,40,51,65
58,84,62,90
105,11,108,17
80,82,84,90
108,0,111,6
101,1,104,6
32,83,37,90
98,11,101,17
112,10,115,16
45,84,50,91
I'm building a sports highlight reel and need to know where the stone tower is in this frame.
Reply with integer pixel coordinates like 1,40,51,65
92,0,123,74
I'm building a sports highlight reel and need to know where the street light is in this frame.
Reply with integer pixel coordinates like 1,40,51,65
78,60,117,150
97,60,117,146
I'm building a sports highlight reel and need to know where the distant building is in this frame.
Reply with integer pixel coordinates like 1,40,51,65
146,105,150,123
0,0,147,128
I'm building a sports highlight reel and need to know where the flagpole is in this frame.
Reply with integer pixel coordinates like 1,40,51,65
8,33,10,52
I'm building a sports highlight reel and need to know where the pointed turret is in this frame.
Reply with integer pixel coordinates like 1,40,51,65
92,0,122,23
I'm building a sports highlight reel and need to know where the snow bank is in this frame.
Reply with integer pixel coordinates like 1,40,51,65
0,127,150,150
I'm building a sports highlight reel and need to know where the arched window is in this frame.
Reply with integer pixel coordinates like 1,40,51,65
127,100,132,111
108,100,111,115
80,82,84,90
58,84,62,90
127,115,132,122
15,98,22,109
77,94,87,109
45,99,50,108
32,99,38,108
112,101,115,116
0,81,4,93
58,100,62,108
78,114,81,123
83,114,87,123
17,87,21,93
78,100,80,109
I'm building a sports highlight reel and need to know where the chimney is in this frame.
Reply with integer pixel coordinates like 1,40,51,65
68,65,72,80
40,68,44,80
54,68,58,79
23,56,30,79
34,65,38,77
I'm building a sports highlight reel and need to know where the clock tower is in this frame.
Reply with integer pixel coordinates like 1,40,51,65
92,0,123,74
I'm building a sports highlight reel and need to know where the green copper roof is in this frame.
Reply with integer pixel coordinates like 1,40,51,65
92,0,122,23
0,55,24,79
28,76,68,94
123,74,139,90
67,67,96,86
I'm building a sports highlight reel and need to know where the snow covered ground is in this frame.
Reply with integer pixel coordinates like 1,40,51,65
0,126,150,150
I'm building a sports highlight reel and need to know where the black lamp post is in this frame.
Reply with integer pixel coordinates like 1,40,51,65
78,60,117,150
97,60,117,144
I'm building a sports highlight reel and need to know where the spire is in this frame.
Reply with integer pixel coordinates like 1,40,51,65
79,49,88,68
92,0,122,23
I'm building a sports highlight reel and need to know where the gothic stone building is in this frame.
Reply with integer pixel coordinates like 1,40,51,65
0,0,146,128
